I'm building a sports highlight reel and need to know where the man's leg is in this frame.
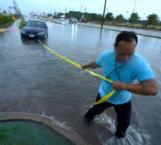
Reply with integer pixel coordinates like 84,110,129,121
114,101,131,138
85,94,112,120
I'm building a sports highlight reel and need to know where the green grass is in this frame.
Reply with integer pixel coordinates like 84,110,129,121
0,15,15,27
0,121,75,145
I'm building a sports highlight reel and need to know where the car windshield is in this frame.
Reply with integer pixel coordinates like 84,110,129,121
26,21,46,28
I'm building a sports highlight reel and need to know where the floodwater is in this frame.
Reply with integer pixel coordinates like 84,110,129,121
0,20,161,145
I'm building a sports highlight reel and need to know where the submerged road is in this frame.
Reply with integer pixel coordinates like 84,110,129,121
0,20,161,145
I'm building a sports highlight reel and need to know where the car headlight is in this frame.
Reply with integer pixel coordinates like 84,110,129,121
21,30,26,34
38,32,45,35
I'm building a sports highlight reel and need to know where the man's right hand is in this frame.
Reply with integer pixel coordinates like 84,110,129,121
81,61,100,70
81,65,89,70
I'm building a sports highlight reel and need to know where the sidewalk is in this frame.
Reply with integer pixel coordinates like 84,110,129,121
78,23,161,39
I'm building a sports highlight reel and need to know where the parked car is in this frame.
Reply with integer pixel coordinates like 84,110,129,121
20,20,48,40
79,17,87,23
54,18,68,25
69,18,78,24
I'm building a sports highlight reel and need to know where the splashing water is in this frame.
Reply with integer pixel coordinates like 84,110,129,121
94,113,151,145
41,111,73,131
95,112,116,133
103,127,150,145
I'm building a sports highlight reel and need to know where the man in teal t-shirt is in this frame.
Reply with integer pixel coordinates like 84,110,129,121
82,31,157,138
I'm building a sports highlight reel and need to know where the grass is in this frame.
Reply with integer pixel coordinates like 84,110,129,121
0,121,75,145
0,15,15,27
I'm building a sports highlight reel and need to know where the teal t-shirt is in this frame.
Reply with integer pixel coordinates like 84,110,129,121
96,50,155,105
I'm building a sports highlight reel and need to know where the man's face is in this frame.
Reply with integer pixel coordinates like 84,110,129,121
115,39,137,63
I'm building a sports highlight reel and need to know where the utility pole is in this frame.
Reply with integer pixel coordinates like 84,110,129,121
64,8,66,17
100,0,107,31
13,0,22,17
132,0,137,13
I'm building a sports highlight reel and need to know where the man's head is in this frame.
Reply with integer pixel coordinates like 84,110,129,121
114,31,138,63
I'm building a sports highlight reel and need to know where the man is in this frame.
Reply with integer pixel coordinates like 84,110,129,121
81,31,157,138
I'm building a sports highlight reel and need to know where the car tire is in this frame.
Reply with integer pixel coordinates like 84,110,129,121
21,34,26,41
42,34,48,41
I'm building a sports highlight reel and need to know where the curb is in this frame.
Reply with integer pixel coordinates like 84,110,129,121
78,23,161,39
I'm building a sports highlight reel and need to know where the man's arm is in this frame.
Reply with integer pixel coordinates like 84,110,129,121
81,61,100,69
113,79,157,96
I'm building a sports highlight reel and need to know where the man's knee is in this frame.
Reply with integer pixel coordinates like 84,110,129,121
84,110,95,121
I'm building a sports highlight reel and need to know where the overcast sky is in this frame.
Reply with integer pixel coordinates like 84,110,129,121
1,0,161,19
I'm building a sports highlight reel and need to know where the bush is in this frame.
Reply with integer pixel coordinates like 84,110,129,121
0,15,14,25
19,18,26,29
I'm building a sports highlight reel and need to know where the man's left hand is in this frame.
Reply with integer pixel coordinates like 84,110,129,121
113,81,127,90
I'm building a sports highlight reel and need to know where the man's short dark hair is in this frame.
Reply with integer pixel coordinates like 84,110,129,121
114,31,138,47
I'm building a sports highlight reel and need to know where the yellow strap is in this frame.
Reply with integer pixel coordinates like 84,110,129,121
40,41,115,104
41,43,113,84
94,90,116,105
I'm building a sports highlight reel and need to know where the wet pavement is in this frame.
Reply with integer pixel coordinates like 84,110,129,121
0,20,161,145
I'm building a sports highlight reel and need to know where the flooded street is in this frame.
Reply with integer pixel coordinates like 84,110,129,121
0,20,161,145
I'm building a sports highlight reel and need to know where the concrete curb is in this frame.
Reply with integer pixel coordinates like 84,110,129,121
0,112,90,145
78,23,161,39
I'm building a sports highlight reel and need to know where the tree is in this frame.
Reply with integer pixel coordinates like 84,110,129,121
47,13,52,17
66,11,82,20
96,14,103,21
129,13,140,24
105,12,114,22
115,14,125,23
146,13,160,25
86,13,97,21
85,13,102,21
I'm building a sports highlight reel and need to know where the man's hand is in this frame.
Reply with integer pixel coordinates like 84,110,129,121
113,81,127,90
113,80,157,96
81,61,100,70
81,65,89,70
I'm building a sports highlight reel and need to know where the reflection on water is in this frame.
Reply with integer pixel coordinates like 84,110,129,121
71,24,78,42
21,38,39,45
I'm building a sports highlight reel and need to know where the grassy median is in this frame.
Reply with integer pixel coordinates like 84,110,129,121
0,15,15,27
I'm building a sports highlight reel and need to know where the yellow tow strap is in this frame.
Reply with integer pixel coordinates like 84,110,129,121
40,41,115,105
94,90,116,105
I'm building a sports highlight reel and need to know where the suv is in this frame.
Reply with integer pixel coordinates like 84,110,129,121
20,20,48,40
